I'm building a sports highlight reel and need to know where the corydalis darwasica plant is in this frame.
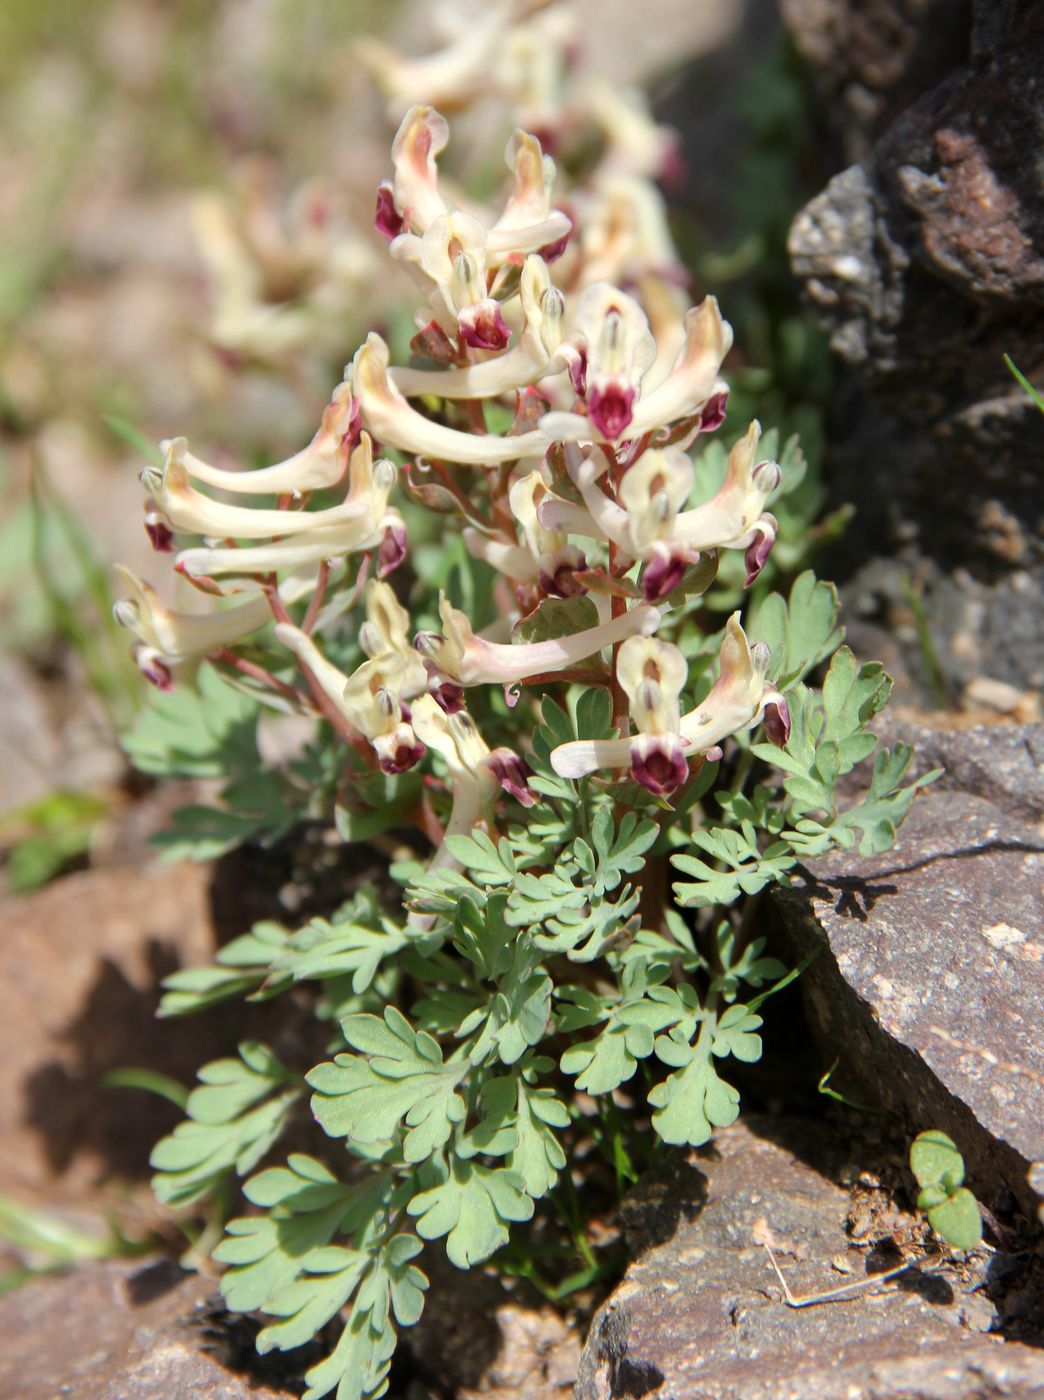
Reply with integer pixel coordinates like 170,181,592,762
116,49,935,1400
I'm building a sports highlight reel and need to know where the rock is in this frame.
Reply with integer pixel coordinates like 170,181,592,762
781,0,972,158
577,1119,1044,1399
0,1258,290,1400
771,723,1044,1221
786,0,1044,692
0,861,275,1230
401,1251,579,1399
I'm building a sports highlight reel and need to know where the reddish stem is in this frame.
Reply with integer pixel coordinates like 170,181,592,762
210,647,305,708
301,559,330,635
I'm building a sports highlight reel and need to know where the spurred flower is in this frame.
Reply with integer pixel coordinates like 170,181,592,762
464,467,586,595
537,422,780,599
550,614,789,790
160,383,358,497
390,256,564,400
541,294,732,446
351,334,548,465
174,435,403,586
415,592,660,686
411,695,534,860
113,567,272,689
275,619,424,775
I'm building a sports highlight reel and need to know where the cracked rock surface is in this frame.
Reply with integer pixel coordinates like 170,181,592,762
575,1119,1044,1400
772,722,1044,1221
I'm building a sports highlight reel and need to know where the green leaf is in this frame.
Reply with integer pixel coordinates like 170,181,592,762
258,1247,368,1353
747,570,843,688
510,1071,568,1199
711,1004,763,1063
407,1160,534,1268
648,1046,741,1147
122,663,259,779
909,1130,964,1189
216,1162,394,1316
559,977,682,1094
927,1189,982,1250
444,831,517,887
301,1300,397,1400
308,1009,467,1163
278,917,409,992
672,824,796,907
159,921,292,1016
150,1043,299,1206
513,595,600,645
0,789,109,893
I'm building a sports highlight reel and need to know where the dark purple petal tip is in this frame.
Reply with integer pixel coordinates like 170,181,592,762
631,737,689,796
144,516,175,552
375,182,404,240
487,748,536,807
763,696,790,747
699,391,729,433
641,550,690,602
459,300,511,352
743,519,777,587
378,523,407,577
588,382,634,441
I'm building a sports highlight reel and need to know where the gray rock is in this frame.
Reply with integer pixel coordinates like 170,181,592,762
785,0,1044,692
0,1259,288,1400
780,0,972,158
576,1119,1044,1400
772,722,1044,1221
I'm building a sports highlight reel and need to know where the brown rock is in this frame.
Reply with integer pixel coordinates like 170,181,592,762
772,763,1044,1220
402,1252,579,1399
0,862,230,1221
781,0,971,158
0,1259,288,1400
576,1119,1044,1400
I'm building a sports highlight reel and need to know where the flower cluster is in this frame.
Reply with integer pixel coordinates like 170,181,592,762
116,79,791,868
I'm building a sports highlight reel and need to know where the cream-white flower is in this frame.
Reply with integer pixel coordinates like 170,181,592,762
275,620,424,775
351,333,548,465
537,423,779,599
389,255,564,399
415,592,660,686
112,567,312,689
173,435,403,587
161,382,357,498
550,614,789,791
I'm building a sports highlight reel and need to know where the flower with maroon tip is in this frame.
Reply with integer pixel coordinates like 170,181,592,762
390,256,564,402
144,510,175,552
113,565,274,688
351,333,548,465
536,423,781,598
486,748,536,807
458,299,511,351
172,435,404,587
699,390,728,433
550,616,788,789
275,606,427,775
375,181,405,240
378,520,408,577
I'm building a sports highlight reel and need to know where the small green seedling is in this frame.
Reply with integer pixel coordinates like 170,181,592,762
909,1130,982,1249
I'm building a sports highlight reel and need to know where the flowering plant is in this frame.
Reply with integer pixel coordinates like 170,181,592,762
117,11,933,1396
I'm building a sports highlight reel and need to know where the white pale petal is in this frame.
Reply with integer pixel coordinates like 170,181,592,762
352,334,547,465
627,297,732,437
164,385,354,496
550,738,633,778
